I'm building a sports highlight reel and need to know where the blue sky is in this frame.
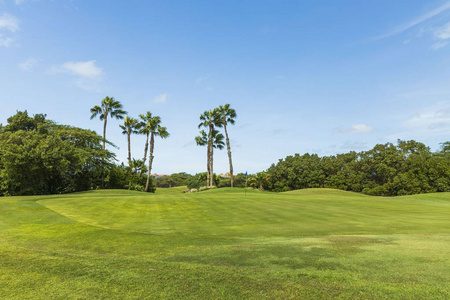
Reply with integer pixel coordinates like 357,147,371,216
1,0,450,174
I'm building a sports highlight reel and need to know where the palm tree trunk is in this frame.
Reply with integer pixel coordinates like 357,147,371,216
206,144,210,187
142,133,149,164
223,122,234,187
145,133,155,192
101,114,108,189
208,122,214,187
127,132,132,166
103,114,107,151
210,146,214,187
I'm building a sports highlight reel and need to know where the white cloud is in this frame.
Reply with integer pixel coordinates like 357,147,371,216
19,58,38,71
0,14,19,33
48,60,104,92
431,41,449,50
350,124,373,133
430,22,450,49
402,102,450,137
375,2,450,39
434,22,450,39
0,14,19,47
60,60,103,79
335,124,373,134
0,35,13,47
15,0,25,4
152,93,168,103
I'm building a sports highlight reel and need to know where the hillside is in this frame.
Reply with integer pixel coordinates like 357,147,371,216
1,188,449,299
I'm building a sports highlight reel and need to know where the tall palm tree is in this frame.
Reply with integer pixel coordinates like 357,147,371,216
138,111,153,165
198,109,222,187
119,116,140,165
218,104,237,187
195,128,225,187
144,115,169,192
195,130,210,187
90,96,126,187
209,129,225,187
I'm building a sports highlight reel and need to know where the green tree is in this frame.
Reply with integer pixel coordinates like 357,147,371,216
119,116,140,165
142,115,169,192
128,158,147,175
255,172,270,190
3,110,47,132
90,96,126,187
195,128,224,187
198,109,223,187
218,104,237,187
0,115,113,195
138,111,152,164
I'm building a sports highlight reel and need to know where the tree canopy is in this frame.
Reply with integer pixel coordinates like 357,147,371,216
0,111,115,195
264,140,450,196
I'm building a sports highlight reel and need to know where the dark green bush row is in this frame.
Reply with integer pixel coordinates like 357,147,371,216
265,140,450,196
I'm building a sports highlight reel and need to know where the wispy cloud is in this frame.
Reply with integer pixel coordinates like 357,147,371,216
19,58,38,72
0,14,19,32
49,60,104,91
403,101,450,136
375,2,450,40
335,124,373,134
434,22,450,39
60,60,103,79
389,102,450,140
431,22,450,49
0,13,19,47
152,93,168,103
15,0,25,4
0,36,13,47
431,40,449,50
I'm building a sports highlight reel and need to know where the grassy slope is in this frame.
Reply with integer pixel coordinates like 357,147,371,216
0,188,449,299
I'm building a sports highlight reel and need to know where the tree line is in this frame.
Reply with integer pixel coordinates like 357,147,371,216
0,98,239,196
2,98,450,197
260,140,450,196
0,95,171,195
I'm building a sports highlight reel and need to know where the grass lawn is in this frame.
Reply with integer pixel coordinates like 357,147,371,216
0,187,449,299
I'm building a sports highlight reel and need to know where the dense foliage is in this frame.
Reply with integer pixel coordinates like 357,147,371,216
265,140,450,196
0,111,153,196
153,172,192,188
187,172,248,189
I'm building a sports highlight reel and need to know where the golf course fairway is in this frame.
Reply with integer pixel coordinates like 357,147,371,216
1,187,449,299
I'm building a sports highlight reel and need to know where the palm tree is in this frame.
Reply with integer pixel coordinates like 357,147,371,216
210,129,225,187
90,96,126,187
255,172,270,191
119,116,140,165
144,115,169,192
198,109,222,187
138,111,153,164
195,128,225,187
195,130,210,187
218,104,237,187
128,158,147,175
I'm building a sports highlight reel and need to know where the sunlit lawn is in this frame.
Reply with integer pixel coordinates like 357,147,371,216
1,187,449,299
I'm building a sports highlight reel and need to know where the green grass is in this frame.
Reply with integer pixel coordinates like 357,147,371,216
1,188,449,299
